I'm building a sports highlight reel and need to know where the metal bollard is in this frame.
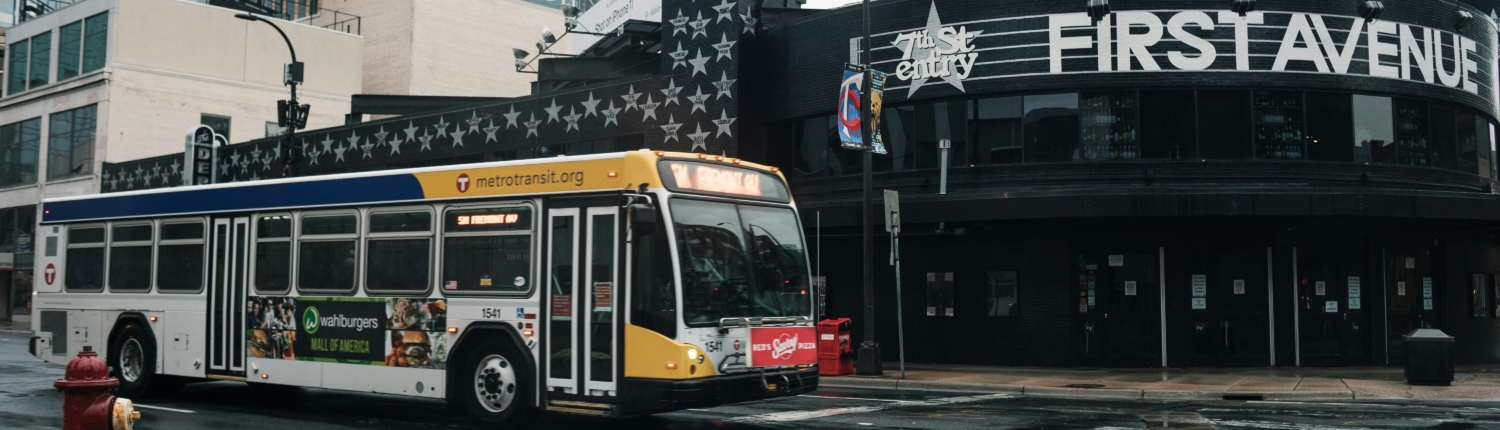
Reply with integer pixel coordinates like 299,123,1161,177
55,346,140,430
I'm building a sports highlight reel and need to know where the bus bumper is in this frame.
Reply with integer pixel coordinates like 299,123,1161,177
620,368,819,415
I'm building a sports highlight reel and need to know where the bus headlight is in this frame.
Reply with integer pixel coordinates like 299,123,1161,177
687,349,698,361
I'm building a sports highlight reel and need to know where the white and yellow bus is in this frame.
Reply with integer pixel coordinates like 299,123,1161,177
28,150,817,427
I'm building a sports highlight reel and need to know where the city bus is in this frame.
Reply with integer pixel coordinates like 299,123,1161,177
27,150,818,427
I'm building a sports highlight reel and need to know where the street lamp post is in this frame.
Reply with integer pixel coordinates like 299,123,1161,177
855,0,883,376
234,13,303,178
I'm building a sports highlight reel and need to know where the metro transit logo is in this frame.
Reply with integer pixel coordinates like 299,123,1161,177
456,173,471,193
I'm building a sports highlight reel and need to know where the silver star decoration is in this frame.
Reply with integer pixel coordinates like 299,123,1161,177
152,162,163,180
502,105,522,129
603,101,622,127
217,159,230,177
544,99,564,123
346,130,361,150
687,85,711,114
689,11,710,39
640,94,661,122
742,10,759,35
168,159,181,177
579,92,602,118
669,42,689,70
712,109,737,138
903,2,981,96
403,121,419,142
433,116,451,138
451,121,468,145
229,152,242,173
713,72,737,99
306,141,321,166
661,78,683,106
687,123,711,152
661,115,683,143
333,144,349,162
418,132,434,152
237,155,250,173
465,110,485,137
713,33,737,62
373,127,389,147
687,48,711,77
389,136,404,156
360,141,375,159
621,85,642,112
563,107,582,132
106,171,117,190
250,148,263,163
320,135,336,156
524,113,541,138
712,0,737,23
483,119,501,143
670,9,689,36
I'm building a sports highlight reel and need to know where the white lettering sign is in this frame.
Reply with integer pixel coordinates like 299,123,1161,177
891,2,982,96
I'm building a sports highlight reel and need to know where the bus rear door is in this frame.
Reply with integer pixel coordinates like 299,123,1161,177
207,217,250,378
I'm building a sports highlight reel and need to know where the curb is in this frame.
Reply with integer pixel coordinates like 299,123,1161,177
819,378,1367,402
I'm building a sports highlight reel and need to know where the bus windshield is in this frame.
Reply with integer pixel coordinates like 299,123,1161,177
671,199,810,324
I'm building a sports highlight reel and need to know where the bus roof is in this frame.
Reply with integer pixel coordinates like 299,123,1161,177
43,151,677,224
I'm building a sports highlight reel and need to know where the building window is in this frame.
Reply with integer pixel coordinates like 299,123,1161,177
27,31,51,91
1079,92,1139,160
1139,90,1196,160
1391,98,1431,166
6,38,30,96
1306,93,1353,162
1253,91,1305,160
1353,95,1393,163
56,13,108,82
0,118,41,187
1023,93,1078,163
1198,90,1252,159
47,104,97,180
201,114,231,142
987,270,1018,317
1431,103,1457,170
973,97,1022,164
1457,110,1479,175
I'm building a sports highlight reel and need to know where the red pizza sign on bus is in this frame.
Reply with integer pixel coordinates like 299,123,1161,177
748,326,817,367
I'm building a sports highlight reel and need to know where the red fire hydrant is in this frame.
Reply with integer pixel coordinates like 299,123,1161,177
55,346,139,430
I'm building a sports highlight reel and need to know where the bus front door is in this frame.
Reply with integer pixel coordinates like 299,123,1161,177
544,205,620,402
207,217,250,378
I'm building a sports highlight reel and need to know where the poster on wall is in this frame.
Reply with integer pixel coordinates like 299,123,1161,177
1191,298,1207,310
1191,275,1206,297
247,296,449,369
1124,281,1137,296
1233,280,1245,295
1315,281,1326,296
1423,278,1433,298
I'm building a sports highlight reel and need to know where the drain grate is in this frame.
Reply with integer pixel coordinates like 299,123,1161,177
1063,383,1106,389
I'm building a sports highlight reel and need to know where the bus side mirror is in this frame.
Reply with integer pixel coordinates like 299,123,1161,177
629,203,657,236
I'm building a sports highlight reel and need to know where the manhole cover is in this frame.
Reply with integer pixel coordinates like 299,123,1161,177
1064,384,1105,389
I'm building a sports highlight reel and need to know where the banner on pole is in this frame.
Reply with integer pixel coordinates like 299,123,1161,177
837,63,866,150
868,69,888,155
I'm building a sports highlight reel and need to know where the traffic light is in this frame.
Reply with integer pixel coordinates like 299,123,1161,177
296,104,310,129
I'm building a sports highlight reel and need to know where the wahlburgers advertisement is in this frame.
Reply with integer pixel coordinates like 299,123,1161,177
247,296,449,368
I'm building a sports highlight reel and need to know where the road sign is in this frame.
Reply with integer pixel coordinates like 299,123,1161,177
883,189,899,233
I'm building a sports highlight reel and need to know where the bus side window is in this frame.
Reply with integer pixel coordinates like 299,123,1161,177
108,223,154,292
440,206,533,293
630,210,676,339
65,225,105,292
157,220,206,293
366,210,433,293
297,213,358,294
254,214,292,294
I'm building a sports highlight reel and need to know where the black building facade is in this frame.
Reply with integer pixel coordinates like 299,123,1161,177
105,0,1500,367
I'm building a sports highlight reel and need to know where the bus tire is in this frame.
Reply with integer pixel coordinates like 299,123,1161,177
459,336,537,428
109,325,182,398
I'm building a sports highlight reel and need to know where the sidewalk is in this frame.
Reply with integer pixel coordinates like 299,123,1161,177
820,362,1500,402
0,320,31,335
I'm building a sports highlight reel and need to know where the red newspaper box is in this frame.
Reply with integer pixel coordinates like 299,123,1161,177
817,318,853,376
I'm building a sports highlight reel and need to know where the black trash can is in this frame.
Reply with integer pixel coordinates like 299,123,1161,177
1403,329,1455,386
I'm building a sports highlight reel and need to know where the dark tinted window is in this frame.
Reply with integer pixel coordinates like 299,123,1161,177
112,225,152,242
258,216,292,238
1392,98,1431,166
442,236,531,292
1458,110,1478,174
973,97,1023,164
298,241,355,291
255,242,291,293
1023,94,1079,162
302,215,356,235
445,207,532,233
65,248,104,292
1140,90,1196,160
1353,95,1393,163
1306,93,1353,162
1198,90,1252,159
108,245,152,291
367,238,430,291
157,244,203,291
71,227,104,244
161,223,203,240
371,212,431,233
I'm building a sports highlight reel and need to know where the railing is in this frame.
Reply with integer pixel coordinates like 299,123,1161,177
228,0,360,35
13,0,83,24
298,8,358,35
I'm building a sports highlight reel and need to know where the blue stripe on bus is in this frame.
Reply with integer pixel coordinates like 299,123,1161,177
42,175,427,223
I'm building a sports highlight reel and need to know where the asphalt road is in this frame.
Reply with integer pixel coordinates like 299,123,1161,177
5,332,1500,429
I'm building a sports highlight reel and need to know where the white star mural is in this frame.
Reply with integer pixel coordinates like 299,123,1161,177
687,48,711,77
713,72,737,100
603,101,622,127
689,11,710,39
661,114,683,143
563,107,582,132
544,99,564,123
686,85,711,114
903,3,982,96
333,143,349,162
580,92,602,118
712,0,737,24
502,105,522,129
373,127,389,148
621,85,642,112
661,78,683,106
687,123,711,152
670,8,689,36
418,132,434,152
433,116,451,138
403,121,420,142
640,94,661,122
524,113,542,138
389,135,405,155
742,10,759,35
712,109,737,138
670,42,689,70
483,119,501,143
713,33,737,62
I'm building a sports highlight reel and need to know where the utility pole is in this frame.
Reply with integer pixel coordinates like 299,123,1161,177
855,0,882,376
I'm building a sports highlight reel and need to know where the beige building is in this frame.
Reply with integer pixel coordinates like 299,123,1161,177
0,0,363,321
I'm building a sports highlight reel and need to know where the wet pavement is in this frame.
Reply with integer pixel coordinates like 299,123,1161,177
4,332,1500,429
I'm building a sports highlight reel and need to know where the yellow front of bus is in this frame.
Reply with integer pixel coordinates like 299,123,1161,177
618,152,818,415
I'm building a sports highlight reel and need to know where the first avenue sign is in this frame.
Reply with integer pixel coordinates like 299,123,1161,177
874,3,1493,100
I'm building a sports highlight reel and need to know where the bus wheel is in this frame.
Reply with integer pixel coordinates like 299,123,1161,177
461,337,536,427
109,325,182,398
